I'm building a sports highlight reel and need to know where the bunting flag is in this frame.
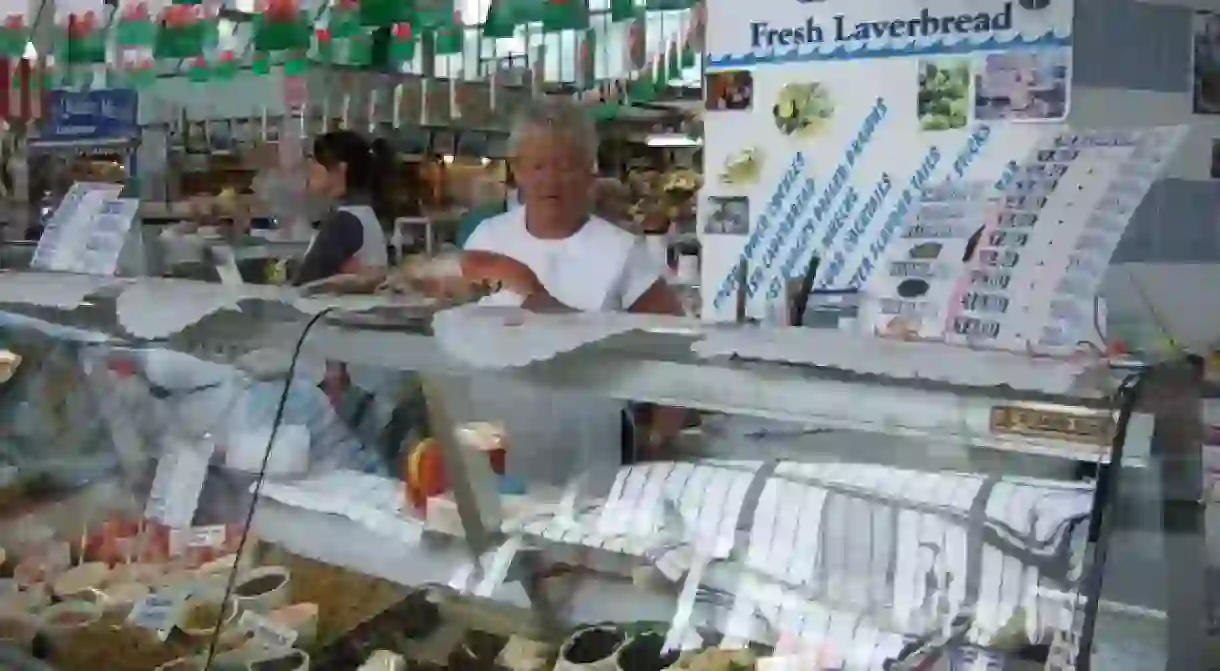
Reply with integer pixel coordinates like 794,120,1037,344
118,52,156,88
578,27,595,90
63,12,106,65
284,52,309,75
543,0,587,32
0,15,27,57
434,12,464,55
213,50,239,80
685,0,705,52
252,51,272,75
188,54,209,82
482,0,546,38
155,4,208,59
625,8,645,71
416,0,458,29
609,0,633,22
253,0,310,52
330,0,361,37
314,27,335,62
358,0,410,27
116,2,155,48
389,23,415,65
346,29,373,65
6,57,45,121
449,67,460,119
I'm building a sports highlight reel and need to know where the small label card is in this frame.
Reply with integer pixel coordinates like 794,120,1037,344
128,592,189,640
238,610,298,649
168,525,227,555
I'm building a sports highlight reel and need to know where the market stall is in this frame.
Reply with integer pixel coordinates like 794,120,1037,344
0,0,1210,668
0,260,1201,671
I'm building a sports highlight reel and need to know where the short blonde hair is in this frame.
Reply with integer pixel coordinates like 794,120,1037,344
508,96,598,162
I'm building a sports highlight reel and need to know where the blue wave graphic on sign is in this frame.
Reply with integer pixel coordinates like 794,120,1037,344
706,31,1069,69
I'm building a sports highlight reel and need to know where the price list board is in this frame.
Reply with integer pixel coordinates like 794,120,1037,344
30,181,134,275
944,127,1186,350
1035,127,1188,348
863,126,1185,351
866,179,999,340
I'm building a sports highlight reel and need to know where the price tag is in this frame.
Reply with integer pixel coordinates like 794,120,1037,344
168,525,227,555
128,592,188,640
238,610,298,649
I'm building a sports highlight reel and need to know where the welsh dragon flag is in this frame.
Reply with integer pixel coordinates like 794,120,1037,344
482,0,545,38
543,0,587,32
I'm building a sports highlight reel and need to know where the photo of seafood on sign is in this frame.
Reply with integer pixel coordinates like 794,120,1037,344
705,70,754,111
773,82,834,136
975,49,1070,122
719,148,763,186
917,58,970,131
705,196,750,235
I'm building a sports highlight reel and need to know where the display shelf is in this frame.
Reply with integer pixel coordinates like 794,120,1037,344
0,274,1151,466
247,476,685,628
0,271,1201,669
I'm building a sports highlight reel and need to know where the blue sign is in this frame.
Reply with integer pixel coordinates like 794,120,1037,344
38,89,138,142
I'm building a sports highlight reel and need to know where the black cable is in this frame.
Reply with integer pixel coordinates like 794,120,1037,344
1075,369,1146,670
201,307,334,667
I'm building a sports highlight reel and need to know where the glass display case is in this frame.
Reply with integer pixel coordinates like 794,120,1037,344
0,271,1206,670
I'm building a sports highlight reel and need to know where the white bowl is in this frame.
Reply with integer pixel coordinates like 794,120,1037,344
232,566,290,614
178,597,240,638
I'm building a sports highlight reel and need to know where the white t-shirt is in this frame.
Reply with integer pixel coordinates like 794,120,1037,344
459,207,668,490
464,207,665,311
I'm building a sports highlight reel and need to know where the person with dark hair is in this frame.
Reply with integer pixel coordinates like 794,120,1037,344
293,130,393,286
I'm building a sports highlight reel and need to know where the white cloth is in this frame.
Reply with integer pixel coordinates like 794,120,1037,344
458,208,668,489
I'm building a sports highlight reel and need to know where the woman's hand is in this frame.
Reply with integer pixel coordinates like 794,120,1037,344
460,250,544,297
301,270,386,295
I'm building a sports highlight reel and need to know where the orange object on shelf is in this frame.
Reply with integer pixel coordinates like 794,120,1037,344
404,438,447,513
401,425,512,513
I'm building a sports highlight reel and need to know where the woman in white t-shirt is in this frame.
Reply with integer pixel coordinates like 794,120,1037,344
442,97,687,487
459,100,679,316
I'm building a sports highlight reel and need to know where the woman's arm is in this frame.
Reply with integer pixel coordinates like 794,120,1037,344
292,211,364,286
